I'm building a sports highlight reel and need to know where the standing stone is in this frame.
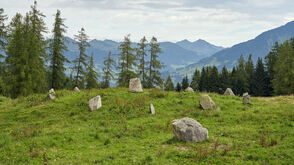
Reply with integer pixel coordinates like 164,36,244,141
74,87,80,92
243,93,250,104
49,88,55,100
172,117,208,142
150,104,155,114
89,95,102,111
199,95,216,110
129,78,143,93
185,87,194,92
224,88,235,96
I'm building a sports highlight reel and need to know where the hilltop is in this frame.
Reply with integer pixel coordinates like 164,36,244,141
0,89,293,164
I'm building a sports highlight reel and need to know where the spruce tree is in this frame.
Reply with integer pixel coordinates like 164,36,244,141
0,8,7,95
117,34,137,87
176,82,181,92
102,51,115,88
49,10,68,89
265,42,279,95
252,58,267,96
181,75,189,90
220,66,230,93
164,75,174,91
147,36,164,88
272,40,294,95
86,54,98,89
245,54,254,94
199,67,208,92
72,28,89,89
190,69,200,91
234,55,249,95
208,66,220,93
137,36,148,87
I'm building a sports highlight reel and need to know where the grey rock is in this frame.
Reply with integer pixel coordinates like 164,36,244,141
89,95,102,111
224,88,235,96
172,117,208,142
243,92,250,104
150,104,155,114
129,78,143,93
74,87,80,92
185,87,194,92
49,88,55,100
199,95,216,110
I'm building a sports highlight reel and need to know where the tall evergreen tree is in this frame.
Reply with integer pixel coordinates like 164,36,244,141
49,10,68,89
220,66,230,93
199,67,208,92
265,42,279,95
86,53,98,89
176,82,181,92
245,54,255,94
164,75,174,91
208,66,220,93
272,40,294,95
72,28,89,89
147,36,164,88
137,36,148,87
0,8,7,95
117,34,137,87
190,69,200,91
102,51,115,88
181,75,189,90
252,58,267,96
234,55,249,95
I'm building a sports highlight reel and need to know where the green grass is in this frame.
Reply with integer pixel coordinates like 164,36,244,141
0,88,293,164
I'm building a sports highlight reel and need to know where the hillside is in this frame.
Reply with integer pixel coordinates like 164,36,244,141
170,20,294,81
0,89,293,164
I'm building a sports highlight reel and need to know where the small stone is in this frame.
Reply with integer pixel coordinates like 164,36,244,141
74,87,80,92
129,78,143,93
172,117,208,142
199,95,216,110
89,95,102,111
224,88,235,96
49,88,55,100
150,104,155,114
243,92,250,104
185,87,194,92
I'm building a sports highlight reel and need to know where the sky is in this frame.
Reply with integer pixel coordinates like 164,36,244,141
1,0,294,47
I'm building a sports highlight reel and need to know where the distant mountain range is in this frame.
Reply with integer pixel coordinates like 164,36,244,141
63,37,224,73
169,20,294,82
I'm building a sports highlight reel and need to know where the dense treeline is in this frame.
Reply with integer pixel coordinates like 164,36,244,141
170,40,294,96
0,1,165,98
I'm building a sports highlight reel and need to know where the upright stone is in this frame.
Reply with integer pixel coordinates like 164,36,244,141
172,117,208,142
74,87,80,92
49,88,55,100
89,95,102,111
185,87,194,92
150,104,155,114
199,95,216,110
129,78,143,93
224,88,235,96
243,93,250,104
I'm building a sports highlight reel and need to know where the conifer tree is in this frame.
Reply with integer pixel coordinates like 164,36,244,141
164,75,174,91
86,53,98,89
117,34,137,87
265,42,279,95
137,36,148,87
252,58,267,96
176,82,181,92
208,66,220,93
147,36,164,88
245,54,255,94
102,51,115,88
0,8,7,95
220,66,230,92
272,40,294,95
234,55,249,95
181,75,189,90
199,67,208,92
190,69,200,91
72,28,89,89
49,10,68,89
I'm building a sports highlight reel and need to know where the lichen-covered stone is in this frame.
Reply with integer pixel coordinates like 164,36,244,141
224,88,235,96
199,95,216,110
129,78,143,93
89,95,102,111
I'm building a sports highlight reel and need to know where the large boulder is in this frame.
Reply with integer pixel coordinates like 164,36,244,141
129,78,143,93
224,88,235,96
49,88,55,100
89,95,102,111
243,93,250,104
74,87,80,92
172,117,208,142
150,104,155,114
185,87,194,92
199,95,216,110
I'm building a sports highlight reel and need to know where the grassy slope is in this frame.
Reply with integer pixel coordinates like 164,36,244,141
0,88,293,164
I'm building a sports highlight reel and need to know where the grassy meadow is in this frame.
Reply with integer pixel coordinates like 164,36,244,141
0,88,293,164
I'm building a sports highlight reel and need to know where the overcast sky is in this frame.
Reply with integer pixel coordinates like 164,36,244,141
1,0,294,47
